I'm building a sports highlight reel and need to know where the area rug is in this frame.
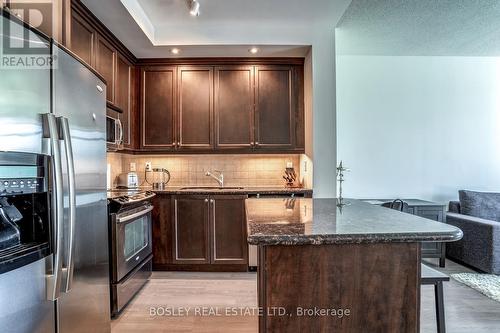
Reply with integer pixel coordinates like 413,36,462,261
451,273,500,302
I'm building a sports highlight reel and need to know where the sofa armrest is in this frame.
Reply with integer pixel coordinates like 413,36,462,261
446,212,500,229
446,212,500,274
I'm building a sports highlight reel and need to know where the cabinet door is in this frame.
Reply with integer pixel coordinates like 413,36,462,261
214,66,254,149
6,1,57,39
255,66,294,149
69,11,95,66
177,66,213,150
95,35,116,104
210,195,248,265
116,55,135,148
172,195,210,264
141,66,176,149
152,194,173,267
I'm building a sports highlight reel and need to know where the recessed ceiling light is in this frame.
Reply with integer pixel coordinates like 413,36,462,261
170,48,180,55
249,47,259,54
188,0,200,16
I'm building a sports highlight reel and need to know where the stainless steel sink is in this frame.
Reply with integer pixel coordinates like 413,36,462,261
179,186,245,190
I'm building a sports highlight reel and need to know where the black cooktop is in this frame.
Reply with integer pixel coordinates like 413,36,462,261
107,189,155,212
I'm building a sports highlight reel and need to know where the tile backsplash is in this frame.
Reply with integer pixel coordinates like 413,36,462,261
111,154,302,187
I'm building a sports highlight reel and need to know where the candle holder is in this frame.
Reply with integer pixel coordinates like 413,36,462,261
336,160,350,208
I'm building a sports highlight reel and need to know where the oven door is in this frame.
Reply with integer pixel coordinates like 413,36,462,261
113,205,153,282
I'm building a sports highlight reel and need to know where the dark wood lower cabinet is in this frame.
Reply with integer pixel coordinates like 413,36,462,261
211,195,248,264
152,194,248,271
172,195,211,264
152,194,173,267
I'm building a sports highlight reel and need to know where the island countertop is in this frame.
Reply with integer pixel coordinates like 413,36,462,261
246,198,463,245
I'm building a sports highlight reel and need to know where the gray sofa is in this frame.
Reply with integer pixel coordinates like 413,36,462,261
446,190,500,274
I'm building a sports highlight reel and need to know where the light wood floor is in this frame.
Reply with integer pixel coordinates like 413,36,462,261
111,259,500,333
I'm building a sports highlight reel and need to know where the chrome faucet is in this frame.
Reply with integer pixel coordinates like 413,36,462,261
205,170,224,187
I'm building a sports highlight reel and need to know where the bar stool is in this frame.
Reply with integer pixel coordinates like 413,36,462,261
421,264,449,333
383,201,448,332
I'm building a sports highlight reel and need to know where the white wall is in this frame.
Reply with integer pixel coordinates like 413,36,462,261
311,31,337,197
337,55,500,203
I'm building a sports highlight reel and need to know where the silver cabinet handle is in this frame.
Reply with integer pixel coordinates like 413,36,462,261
60,117,76,293
116,206,154,224
43,113,64,301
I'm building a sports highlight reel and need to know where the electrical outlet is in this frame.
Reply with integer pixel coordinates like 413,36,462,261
304,160,308,172
145,162,152,172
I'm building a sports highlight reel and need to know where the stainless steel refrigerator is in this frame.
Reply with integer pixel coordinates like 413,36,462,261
0,11,110,333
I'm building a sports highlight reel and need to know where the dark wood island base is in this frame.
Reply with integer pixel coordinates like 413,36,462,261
258,243,421,332
246,198,463,333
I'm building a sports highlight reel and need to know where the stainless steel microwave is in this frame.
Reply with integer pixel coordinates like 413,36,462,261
106,115,123,151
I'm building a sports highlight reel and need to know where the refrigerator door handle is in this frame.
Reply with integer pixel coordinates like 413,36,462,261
43,113,64,301
60,117,77,293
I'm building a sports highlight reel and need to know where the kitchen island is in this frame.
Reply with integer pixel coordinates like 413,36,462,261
246,198,462,333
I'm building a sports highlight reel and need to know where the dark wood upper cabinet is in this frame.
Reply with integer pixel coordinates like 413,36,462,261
211,195,248,265
141,66,176,149
69,11,95,66
116,54,135,148
172,195,211,264
95,35,116,104
214,66,254,149
5,0,58,39
177,66,213,150
255,66,294,149
138,63,303,154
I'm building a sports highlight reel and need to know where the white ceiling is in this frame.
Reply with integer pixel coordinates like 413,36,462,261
336,0,500,56
81,0,351,58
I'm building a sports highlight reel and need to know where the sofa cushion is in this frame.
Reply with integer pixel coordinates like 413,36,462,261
459,190,500,222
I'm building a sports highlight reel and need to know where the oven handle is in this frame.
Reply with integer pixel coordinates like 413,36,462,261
116,206,153,224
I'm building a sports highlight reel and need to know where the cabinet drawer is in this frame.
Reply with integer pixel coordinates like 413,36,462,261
414,207,444,222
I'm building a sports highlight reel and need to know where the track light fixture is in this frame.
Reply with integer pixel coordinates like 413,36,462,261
188,0,200,16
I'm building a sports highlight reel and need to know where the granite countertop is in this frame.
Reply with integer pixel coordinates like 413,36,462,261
246,198,463,245
142,186,312,195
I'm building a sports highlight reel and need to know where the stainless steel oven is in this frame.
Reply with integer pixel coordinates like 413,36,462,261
113,204,153,281
106,114,123,151
108,190,155,316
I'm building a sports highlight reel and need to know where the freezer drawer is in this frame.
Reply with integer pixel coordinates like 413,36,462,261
0,257,55,333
